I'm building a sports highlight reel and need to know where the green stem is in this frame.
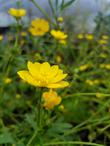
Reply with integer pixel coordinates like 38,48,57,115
44,141,104,146
37,92,42,127
31,0,56,26
26,88,43,146
26,129,38,146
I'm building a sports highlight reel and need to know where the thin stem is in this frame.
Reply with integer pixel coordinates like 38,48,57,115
26,88,43,146
31,0,56,26
37,91,42,127
44,141,104,146
26,129,38,146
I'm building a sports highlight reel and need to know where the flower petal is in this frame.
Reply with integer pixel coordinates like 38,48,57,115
40,62,50,75
51,71,67,83
27,61,41,80
47,81,69,88
17,70,39,87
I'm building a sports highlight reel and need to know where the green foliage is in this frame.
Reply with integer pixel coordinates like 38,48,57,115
0,0,110,146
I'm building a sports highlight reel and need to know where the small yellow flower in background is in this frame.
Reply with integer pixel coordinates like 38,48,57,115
29,18,49,36
0,35,3,41
99,64,110,70
50,30,68,40
59,104,65,111
8,8,26,18
17,61,69,88
42,89,62,110
102,35,109,40
85,79,100,86
4,77,12,84
93,79,100,84
85,79,94,86
85,34,93,40
59,39,67,45
20,31,27,37
16,94,21,99
99,53,107,58
96,92,104,99
56,55,62,63
79,64,90,71
99,64,105,69
57,17,63,23
105,64,110,70
77,34,84,39
20,40,25,45
98,39,108,45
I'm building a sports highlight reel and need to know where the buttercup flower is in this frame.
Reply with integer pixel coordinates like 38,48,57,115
50,30,68,40
4,77,12,84
85,34,93,40
79,64,90,71
96,92,104,99
0,35,3,41
57,17,63,23
42,89,62,109
29,18,49,36
102,35,109,40
17,61,69,88
98,39,108,45
8,8,26,18
77,34,84,39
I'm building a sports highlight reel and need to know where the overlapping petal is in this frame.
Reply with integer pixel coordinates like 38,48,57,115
17,61,69,89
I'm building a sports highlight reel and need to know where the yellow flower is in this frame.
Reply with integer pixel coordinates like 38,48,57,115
96,92,104,99
56,55,62,63
17,61,69,88
0,35,3,41
85,79,94,86
93,79,100,84
79,64,90,71
42,89,62,109
4,77,12,84
99,53,107,58
20,31,27,37
98,39,108,45
8,8,26,18
50,30,68,40
102,35,109,40
85,34,93,40
59,39,67,45
77,34,84,39
29,18,49,36
99,64,105,68
105,64,110,70
59,104,64,111
16,94,21,99
57,17,63,23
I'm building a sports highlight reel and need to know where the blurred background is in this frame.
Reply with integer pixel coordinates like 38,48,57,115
1,0,110,32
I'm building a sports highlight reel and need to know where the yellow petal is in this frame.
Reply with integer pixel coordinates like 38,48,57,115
51,71,67,83
40,62,50,74
27,61,41,80
47,81,69,88
48,65,59,78
17,70,39,87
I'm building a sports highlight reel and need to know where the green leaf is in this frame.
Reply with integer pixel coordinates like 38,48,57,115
61,0,76,10
0,131,15,144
